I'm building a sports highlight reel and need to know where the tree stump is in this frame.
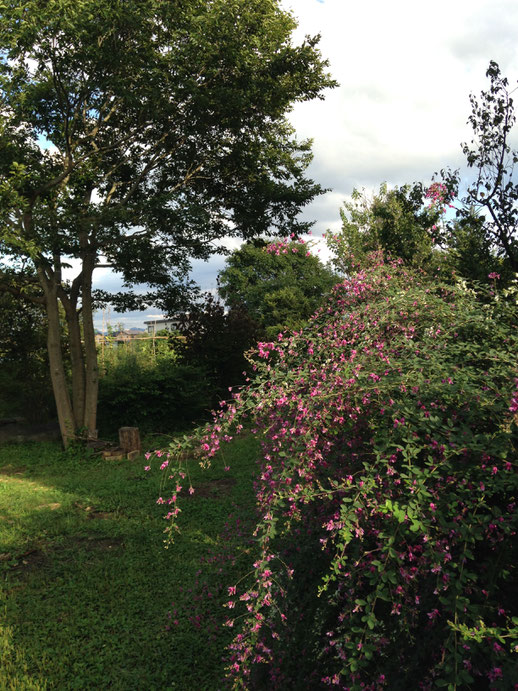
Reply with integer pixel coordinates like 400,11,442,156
118,427,141,455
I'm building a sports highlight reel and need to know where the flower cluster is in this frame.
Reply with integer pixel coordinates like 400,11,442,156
424,182,449,206
510,379,518,415
157,257,517,689
265,234,311,257
424,182,453,244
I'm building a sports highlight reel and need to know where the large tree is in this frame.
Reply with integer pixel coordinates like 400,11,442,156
0,0,335,445
218,238,339,338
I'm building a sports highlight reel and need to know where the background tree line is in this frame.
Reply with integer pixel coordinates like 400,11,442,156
328,62,517,283
2,31,517,441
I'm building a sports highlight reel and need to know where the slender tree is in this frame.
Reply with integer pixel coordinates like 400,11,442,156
441,61,518,275
0,0,336,445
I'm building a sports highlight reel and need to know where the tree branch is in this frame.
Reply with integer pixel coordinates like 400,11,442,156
0,273,46,305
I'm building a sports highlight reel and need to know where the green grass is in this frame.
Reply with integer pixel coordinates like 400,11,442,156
0,435,259,690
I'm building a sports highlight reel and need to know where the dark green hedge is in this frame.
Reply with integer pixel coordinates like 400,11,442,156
97,359,211,435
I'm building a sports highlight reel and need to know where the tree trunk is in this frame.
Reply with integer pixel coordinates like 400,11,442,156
64,302,86,430
81,256,99,437
43,281,75,448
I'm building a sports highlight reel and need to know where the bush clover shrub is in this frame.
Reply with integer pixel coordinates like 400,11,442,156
152,256,517,689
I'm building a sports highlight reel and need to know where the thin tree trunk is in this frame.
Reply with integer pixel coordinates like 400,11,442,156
64,302,86,430
42,280,75,447
81,255,99,437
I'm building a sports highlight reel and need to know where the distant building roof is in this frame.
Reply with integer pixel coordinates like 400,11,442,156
144,316,182,333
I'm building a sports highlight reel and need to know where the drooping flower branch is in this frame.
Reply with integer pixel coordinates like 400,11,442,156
149,256,517,689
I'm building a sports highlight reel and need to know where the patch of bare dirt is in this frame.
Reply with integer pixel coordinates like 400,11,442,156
68,536,124,551
8,548,47,573
74,501,117,519
35,502,61,511
191,476,237,498
0,466,27,476
87,511,115,520
5,537,125,574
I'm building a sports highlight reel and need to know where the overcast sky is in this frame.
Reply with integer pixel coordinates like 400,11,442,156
94,0,518,330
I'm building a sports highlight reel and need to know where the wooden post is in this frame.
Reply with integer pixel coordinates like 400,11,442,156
118,427,141,455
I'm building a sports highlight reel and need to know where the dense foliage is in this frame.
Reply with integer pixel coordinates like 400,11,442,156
97,339,210,435
326,183,446,275
0,290,54,420
152,257,517,689
178,294,260,404
219,238,338,339
0,0,335,444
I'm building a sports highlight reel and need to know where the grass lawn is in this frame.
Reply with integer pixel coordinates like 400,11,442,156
0,434,259,690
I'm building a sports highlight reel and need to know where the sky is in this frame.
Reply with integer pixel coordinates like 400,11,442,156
93,0,518,330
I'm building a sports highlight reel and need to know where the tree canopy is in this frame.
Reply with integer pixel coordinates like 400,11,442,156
325,182,446,275
218,238,339,339
0,0,336,444
326,63,518,284
440,61,518,278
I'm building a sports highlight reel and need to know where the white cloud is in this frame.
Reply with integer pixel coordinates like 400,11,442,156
273,0,518,243
91,0,518,326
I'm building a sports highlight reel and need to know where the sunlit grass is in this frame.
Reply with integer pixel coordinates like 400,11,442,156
0,436,258,690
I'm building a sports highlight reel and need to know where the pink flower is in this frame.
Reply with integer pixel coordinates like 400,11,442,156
488,667,503,681
510,380,518,413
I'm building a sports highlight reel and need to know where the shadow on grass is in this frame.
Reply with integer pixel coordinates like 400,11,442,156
0,436,259,690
